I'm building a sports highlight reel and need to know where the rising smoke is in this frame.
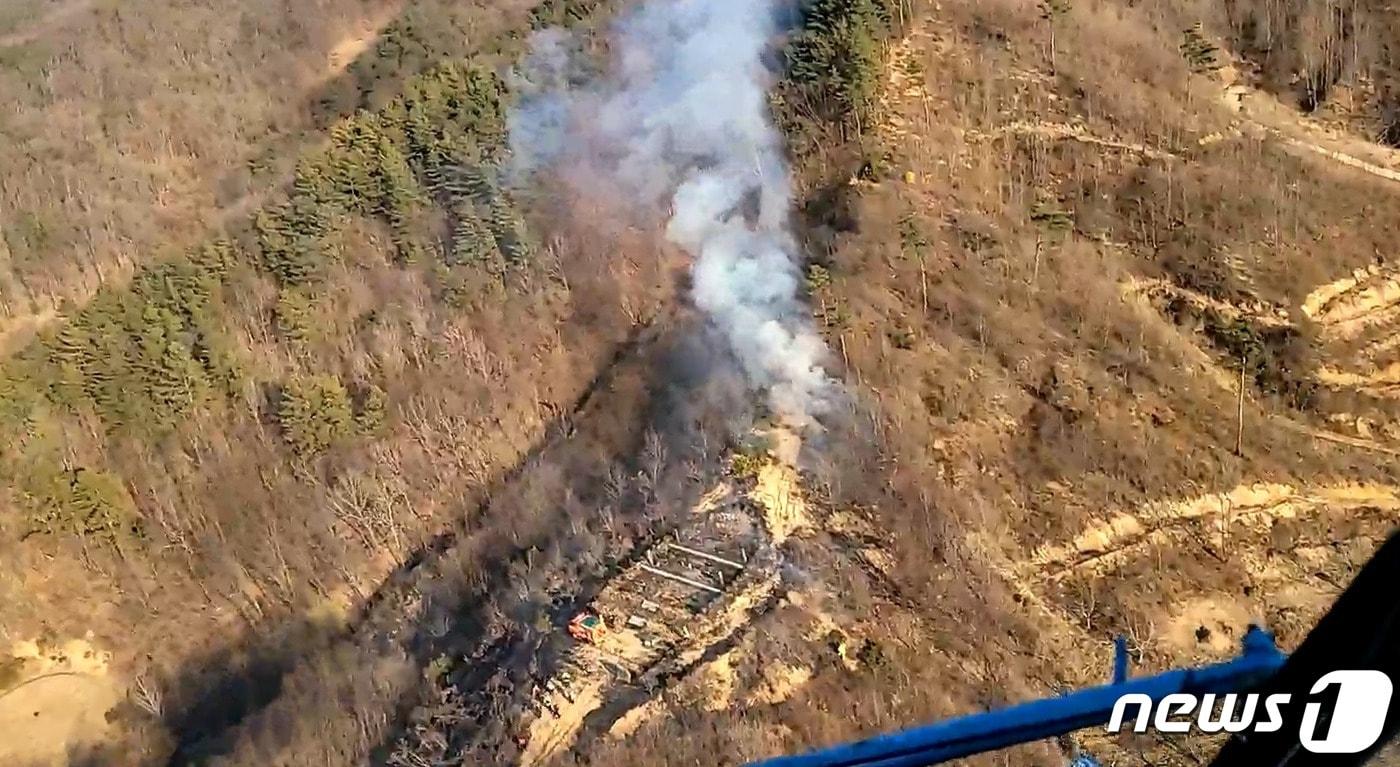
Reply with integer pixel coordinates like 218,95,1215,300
509,0,838,431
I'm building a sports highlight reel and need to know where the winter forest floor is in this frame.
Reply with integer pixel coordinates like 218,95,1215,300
3,0,1400,766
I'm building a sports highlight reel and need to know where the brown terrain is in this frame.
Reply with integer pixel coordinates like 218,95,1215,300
2,0,1400,766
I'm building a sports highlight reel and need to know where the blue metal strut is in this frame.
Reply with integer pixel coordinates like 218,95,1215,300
746,626,1287,767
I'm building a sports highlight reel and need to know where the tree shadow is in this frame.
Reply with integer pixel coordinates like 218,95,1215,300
153,317,691,765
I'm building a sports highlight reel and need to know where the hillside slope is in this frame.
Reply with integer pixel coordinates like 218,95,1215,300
3,0,1400,766
563,1,1400,765
0,0,537,354
0,1,668,763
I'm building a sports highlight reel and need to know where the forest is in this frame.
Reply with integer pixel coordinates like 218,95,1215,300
3,0,1400,765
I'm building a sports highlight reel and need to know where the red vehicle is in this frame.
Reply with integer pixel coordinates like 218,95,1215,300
567,612,606,644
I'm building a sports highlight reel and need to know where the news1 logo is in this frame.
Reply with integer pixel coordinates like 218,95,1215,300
1107,671,1394,753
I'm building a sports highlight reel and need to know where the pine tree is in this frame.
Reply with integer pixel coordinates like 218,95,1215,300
292,158,339,213
48,322,90,407
448,203,494,267
1180,23,1220,74
354,383,387,436
1029,198,1074,287
405,107,444,183
279,374,354,458
374,135,422,227
25,466,136,539
134,306,200,428
327,117,383,213
192,328,244,399
82,307,138,425
67,468,138,539
256,203,330,287
452,66,506,143
899,212,930,256
487,196,535,267
274,287,319,347
152,337,205,419
785,0,892,126
189,239,238,281
530,0,601,29
442,163,495,206
1031,198,1075,233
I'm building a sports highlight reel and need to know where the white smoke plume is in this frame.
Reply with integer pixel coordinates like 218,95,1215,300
509,0,838,430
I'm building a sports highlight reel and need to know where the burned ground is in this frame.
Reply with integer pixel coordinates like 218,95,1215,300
4,1,1400,766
